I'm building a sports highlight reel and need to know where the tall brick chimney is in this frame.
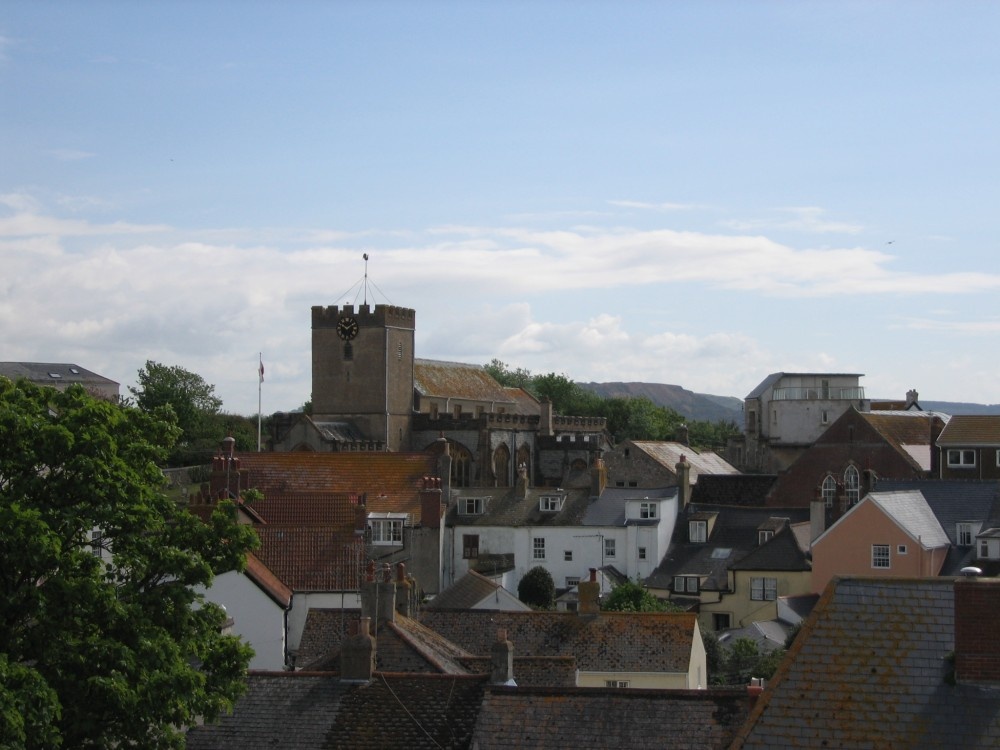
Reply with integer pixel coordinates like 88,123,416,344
395,562,412,618
340,617,375,683
491,629,515,686
954,577,1000,685
578,568,601,615
419,476,444,529
591,452,607,497
675,455,692,509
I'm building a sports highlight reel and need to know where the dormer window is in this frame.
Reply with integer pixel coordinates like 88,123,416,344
690,520,707,543
673,575,699,594
461,497,488,515
639,501,657,519
758,530,774,545
539,495,565,513
957,522,974,546
368,514,406,545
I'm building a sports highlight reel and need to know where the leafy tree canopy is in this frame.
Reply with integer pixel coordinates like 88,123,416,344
129,361,225,466
711,636,786,686
517,566,555,610
0,378,258,749
601,580,682,613
483,360,740,450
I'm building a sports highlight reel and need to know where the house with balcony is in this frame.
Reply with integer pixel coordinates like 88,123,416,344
731,372,870,473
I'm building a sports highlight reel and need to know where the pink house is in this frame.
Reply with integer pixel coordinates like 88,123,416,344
811,490,950,593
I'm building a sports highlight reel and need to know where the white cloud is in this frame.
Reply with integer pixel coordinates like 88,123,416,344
4,199,1000,413
723,206,864,235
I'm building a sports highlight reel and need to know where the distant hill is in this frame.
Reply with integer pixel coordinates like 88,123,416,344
580,382,742,424
579,383,1000,423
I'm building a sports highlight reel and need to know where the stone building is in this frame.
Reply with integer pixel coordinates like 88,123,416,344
273,303,611,490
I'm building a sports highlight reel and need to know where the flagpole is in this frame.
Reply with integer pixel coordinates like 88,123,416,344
257,353,263,452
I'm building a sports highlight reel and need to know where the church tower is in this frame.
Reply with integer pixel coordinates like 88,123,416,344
311,304,416,451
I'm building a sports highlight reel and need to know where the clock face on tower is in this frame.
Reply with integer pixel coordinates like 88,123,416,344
337,316,360,341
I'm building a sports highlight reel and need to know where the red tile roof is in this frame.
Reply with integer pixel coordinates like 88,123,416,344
937,415,1000,445
244,553,293,608
254,526,365,591
234,451,439,518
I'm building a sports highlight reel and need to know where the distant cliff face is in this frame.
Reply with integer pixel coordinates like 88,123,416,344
580,381,743,423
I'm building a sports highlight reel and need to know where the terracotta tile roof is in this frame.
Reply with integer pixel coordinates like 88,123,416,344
234,451,438,518
937,414,1000,445
245,491,363,527
472,686,751,749
254,526,365,591
419,610,697,674
243,553,292,608
732,577,1000,749
413,358,514,404
859,410,949,452
502,386,541,415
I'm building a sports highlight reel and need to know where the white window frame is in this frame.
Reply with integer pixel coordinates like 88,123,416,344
564,549,573,562
948,449,976,468
758,530,774,545
461,497,487,515
844,466,860,505
957,522,974,546
532,537,546,560
638,546,647,560
872,543,890,569
90,528,104,559
604,538,616,558
673,575,699,594
750,577,777,601
565,576,580,588
370,519,403,546
605,680,630,688
897,544,908,555
539,495,564,512
690,520,707,543
639,501,657,519
821,475,837,508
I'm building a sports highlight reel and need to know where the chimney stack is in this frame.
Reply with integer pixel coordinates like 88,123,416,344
540,399,554,437
591,452,607,497
340,617,375,682
490,629,515,686
395,562,412,618
954,577,1000,685
578,568,601,615
676,455,692,509
378,563,397,625
419,476,444,529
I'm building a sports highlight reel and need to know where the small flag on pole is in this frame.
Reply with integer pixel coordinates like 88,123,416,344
259,356,264,383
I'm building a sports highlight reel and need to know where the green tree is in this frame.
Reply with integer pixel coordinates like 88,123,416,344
483,359,534,389
129,361,224,466
517,566,555,609
0,378,258,749
714,637,786,685
601,580,681,612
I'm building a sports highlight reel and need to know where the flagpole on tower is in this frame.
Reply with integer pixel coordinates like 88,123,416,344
363,252,370,306
257,353,264,452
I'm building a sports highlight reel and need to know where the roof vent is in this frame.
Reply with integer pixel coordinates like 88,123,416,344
961,566,983,577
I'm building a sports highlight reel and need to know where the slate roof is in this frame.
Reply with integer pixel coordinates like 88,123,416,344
868,490,951,548
449,486,592,527
690,474,777,506
232,451,438,518
629,441,739,479
875,479,1000,575
581,486,677,526
471,686,751,750
728,527,811,573
419,609,697,675
413,358,514,404
732,577,1000,749
0,361,119,388
185,672,488,750
646,505,811,590
937,414,1000,445
426,570,527,610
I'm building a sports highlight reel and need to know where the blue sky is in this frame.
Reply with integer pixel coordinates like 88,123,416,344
3,2,1000,415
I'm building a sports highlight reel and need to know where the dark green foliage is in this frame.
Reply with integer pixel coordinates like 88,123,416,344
0,378,258,748
711,636,787,686
601,580,682,612
483,360,740,450
517,566,556,609
129,361,224,466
